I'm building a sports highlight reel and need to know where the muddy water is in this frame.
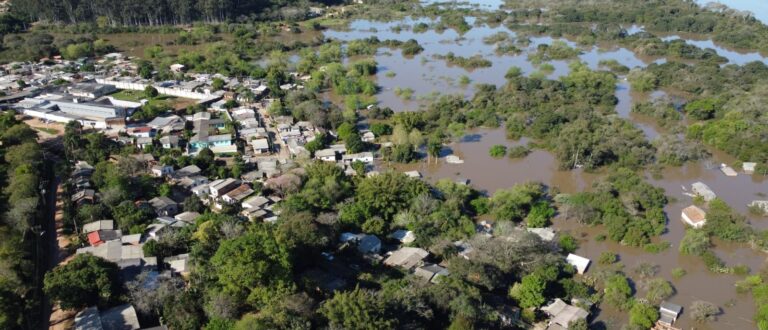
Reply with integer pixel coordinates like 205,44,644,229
386,127,601,194
327,13,768,328
324,18,659,111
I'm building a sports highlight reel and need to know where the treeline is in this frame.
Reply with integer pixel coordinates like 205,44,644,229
0,111,47,329
11,0,341,26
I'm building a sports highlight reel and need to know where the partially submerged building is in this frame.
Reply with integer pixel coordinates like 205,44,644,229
681,205,707,229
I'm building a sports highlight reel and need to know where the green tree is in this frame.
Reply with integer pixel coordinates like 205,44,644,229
629,301,659,329
489,145,507,158
210,225,293,308
509,273,547,308
43,254,120,310
345,132,365,153
603,274,633,311
679,229,710,256
490,182,546,222
645,278,675,304
525,201,555,228
144,85,159,99
320,287,395,329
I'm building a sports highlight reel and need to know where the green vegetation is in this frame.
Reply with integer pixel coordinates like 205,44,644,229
43,254,121,310
488,145,507,158
557,169,667,247
434,52,492,69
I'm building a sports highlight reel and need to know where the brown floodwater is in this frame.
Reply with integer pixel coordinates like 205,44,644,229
327,15,768,328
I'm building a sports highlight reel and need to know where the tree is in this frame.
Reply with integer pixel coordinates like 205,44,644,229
629,301,659,329
320,288,395,329
212,77,225,91
210,225,293,308
679,229,710,256
690,300,719,322
183,195,205,213
490,182,546,222
144,85,159,99
509,273,546,308
345,132,365,153
489,145,507,158
43,254,120,310
645,278,674,304
603,274,633,311
525,201,555,228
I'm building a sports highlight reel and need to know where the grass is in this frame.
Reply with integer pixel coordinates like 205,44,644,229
109,89,147,102
34,127,59,135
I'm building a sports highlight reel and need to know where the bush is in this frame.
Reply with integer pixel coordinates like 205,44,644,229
690,300,720,323
489,145,507,158
559,233,578,253
508,145,531,158
671,268,687,279
598,252,618,265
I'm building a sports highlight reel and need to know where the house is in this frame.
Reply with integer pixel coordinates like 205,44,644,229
209,178,240,198
83,220,114,234
121,234,142,245
159,135,180,149
146,223,169,240
658,301,682,326
172,165,201,179
165,253,190,276
151,165,174,177
242,195,271,210
340,233,381,254
744,162,757,174
566,253,591,274
128,126,155,138
527,227,556,241
384,247,429,270
170,63,186,73
691,182,716,202
148,115,185,133
414,264,449,283
221,184,254,204
67,82,116,99
361,130,375,142
72,189,96,206
315,149,338,162
149,196,179,216
542,299,589,329
75,304,142,330
87,229,123,246
191,183,210,197
178,175,208,190
136,137,153,149
250,138,270,154
389,229,415,244
342,152,374,164
681,205,706,229
174,211,200,224
404,171,421,179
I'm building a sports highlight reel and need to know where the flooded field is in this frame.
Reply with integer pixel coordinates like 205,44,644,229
336,12,768,328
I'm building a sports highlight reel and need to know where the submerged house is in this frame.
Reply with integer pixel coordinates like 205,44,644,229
658,301,682,327
542,299,589,330
681,205,707,229
691,182,716,202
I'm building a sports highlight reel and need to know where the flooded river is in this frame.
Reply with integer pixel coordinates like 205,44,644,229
322,11,768,329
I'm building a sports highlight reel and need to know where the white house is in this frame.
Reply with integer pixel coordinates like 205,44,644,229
315,149,337,162
342,152,374,164
681,205,706,228
151,165,174,178
566,253,591,274
208,178,240,198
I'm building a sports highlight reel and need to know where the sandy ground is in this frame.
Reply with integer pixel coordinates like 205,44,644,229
48,182,76,330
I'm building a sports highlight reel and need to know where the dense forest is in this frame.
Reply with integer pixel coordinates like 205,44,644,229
10,0,344,25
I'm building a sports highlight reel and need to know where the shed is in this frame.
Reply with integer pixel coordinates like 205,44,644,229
384,247,429,270
389,229,416,244
357,235,382,254
659,301,682,326
527,227,556,241
566,253,591,274
681,205,707,229
743,162,757,174
542,298,589,329
691,182,716,202
720,163,738,177
414,264,449,283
